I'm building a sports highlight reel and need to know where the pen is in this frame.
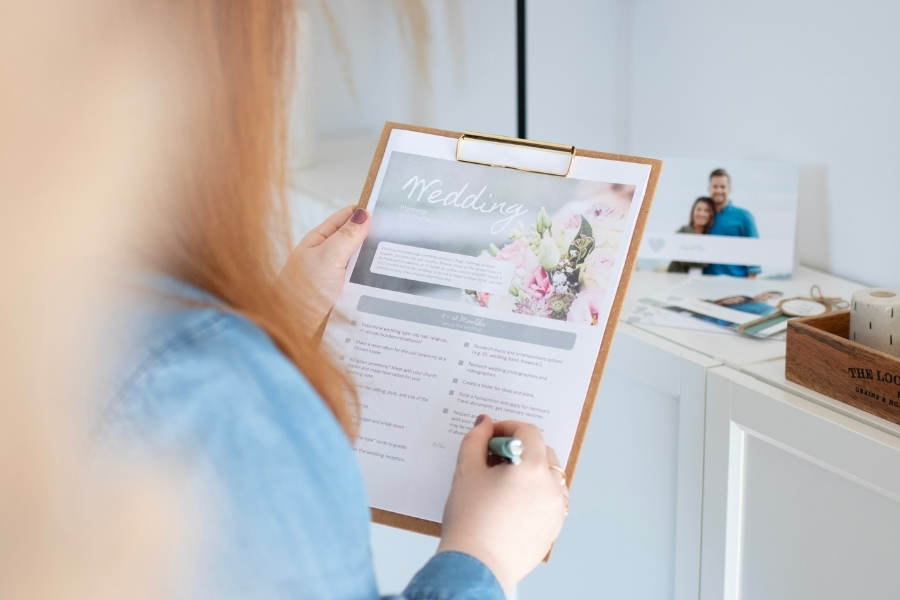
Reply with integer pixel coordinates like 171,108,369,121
488,436,524,465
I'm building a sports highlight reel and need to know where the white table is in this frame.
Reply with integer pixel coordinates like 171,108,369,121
620,267,862,369
291,136,900,599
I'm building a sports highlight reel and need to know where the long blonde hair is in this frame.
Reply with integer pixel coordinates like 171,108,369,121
150,1,358,436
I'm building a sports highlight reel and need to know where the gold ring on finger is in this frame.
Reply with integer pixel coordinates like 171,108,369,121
549,464,566,485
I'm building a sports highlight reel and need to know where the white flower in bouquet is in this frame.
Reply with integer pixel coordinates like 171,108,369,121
551,271,569,294
552,226,577,256
579,245,617,295
589,217,625,248
508,222,528,240
589,219,610,246
488,293,518,312
536,235,561,271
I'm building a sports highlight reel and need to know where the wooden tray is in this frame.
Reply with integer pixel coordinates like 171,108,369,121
786,310,900,425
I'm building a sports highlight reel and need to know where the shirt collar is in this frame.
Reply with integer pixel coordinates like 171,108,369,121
117,270,225,308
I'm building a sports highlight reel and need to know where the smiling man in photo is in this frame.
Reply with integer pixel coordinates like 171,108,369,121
704,168,760,278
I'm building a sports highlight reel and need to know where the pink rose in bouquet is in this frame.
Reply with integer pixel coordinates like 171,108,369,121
567,291,605,326
495,239,540,271
496,239,544,295
521,265,552,299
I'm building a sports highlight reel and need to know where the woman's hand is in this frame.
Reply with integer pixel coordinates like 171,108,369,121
281,206,369,334
438,415,568,591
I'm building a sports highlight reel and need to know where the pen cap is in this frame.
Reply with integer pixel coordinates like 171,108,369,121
506,438,524,456
489,436,524,459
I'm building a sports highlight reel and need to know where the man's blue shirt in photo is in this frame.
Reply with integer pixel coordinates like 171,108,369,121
704,201,761,277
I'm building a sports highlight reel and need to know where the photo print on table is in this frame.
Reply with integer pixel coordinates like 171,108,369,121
349,151,636,325
635,158,799,279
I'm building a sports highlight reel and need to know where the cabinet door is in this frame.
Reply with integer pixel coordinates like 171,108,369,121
520,324,719,600
701,368,900,600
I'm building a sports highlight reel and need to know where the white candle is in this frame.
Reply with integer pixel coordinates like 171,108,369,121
850,288,900,358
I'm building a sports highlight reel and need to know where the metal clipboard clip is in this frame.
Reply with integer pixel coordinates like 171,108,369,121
455,131,576,177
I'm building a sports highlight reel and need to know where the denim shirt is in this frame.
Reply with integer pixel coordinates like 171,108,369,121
99,276,504,600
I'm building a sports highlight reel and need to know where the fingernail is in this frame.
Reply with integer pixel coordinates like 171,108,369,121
474,414,485,426
350,208,368,224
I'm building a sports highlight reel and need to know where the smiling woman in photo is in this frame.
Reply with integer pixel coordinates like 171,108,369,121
667,196,716,273
681,196,717,235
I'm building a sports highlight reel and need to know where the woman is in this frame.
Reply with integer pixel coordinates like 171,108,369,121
667,196,716,273
680,196,716,235
3,2,192,598
99,2,566,599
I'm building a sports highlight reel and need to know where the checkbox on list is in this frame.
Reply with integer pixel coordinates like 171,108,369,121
449,390,454,395
452,378,458,383
458,360,464,365
344,337,351,343
351,320,357,326
464,342,469,347
339,355,345,360
443,408,449,414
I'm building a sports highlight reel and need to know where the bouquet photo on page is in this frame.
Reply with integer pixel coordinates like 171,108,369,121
350,151,635,327
467,202,627,325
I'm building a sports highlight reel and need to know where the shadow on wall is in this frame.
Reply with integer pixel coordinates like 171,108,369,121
796,165,831,273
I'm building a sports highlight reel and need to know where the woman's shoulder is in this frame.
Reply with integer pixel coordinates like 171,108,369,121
100,277,377,598
676,224,694,233
115,300,290,400
103,276,348,456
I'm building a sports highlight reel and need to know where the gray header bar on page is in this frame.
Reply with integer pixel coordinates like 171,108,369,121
357,295,576,351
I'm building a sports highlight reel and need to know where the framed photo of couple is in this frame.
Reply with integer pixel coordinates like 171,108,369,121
636,158,800,279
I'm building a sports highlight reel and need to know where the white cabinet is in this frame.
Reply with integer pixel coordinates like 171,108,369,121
701,367,900,600
520,324,719,600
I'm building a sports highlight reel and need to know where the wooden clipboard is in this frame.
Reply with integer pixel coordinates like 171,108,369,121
354,122,662,538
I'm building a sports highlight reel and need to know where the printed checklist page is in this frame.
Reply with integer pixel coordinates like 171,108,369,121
323,128,653,524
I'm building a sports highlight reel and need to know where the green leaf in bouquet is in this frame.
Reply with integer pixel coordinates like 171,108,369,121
577,215,593,240
566,225,595,269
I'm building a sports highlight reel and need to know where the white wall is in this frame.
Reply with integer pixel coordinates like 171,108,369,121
526,0,624,151
309,0,516,139
311,0,900,287
525,0,900,288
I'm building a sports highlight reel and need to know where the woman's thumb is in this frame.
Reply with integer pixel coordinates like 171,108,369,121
457,414,493,468
322,208,369,262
